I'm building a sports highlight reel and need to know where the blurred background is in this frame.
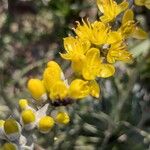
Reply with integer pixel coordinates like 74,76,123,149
0,0,150,149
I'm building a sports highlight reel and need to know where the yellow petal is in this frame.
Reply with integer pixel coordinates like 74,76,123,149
43,61,62,92
98,64,115,78
74,19,92,41
119,0,129,12
107,42,133,63
131,27,148,39
122,9,134,25
107,53,116,63
82,48,101,80
60,53,72,60
97,0,104,13
49,81,68,100
69,79,90,99
71,59,85,75
91,21,109,45
61,36,89,61
88,80,100,98
107,31,123,44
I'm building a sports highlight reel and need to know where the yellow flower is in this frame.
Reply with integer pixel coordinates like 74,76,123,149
97,0,129,23
43,61,63,92
38,116,54,133
107,42,133,63
135,0,150,9
55,112,70,125
90,21,109,45
60,36,90,61
119,9,147,39
49,80,68,100
18,99,29,110
73,19,92,41
67,47,115,80
74,20,109,45
27,78,47,102
68,79,90,99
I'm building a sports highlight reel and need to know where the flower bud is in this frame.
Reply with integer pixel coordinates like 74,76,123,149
21,109,36,130
3,142,18,150
38,116,54,133
27,79,47,102
4,119,21,141
43,61,63,92
19,99,29,110
55,112,70,125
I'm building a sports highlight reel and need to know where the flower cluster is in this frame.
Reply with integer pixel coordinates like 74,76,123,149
61,0,147,82
0,0,148,149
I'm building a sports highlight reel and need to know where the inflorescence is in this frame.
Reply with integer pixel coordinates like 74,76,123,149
0,0,148,149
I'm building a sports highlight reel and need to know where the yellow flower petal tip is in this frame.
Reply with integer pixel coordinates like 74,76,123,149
27,78,46,101
56,112,70,125
89,80,100,98
38,116,54,133
21,109,36,125
3,143,17,150
18,99,29,110
47,61,61,69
